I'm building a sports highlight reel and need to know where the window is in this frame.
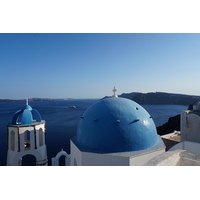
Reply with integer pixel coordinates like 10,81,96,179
39,128,43,147
10,131,15,151
24,130,31,150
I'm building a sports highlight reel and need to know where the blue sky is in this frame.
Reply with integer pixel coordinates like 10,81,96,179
1,33,200,99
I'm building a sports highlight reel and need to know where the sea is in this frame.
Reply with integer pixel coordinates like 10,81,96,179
0,99,187,166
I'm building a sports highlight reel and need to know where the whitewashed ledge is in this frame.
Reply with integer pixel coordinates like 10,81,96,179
144,149,200,166
144,149,184,166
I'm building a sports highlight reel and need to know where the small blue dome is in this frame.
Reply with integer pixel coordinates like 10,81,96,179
73,97,158,153
11,102,42,125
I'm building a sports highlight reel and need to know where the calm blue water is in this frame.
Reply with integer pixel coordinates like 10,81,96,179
0,99,187,166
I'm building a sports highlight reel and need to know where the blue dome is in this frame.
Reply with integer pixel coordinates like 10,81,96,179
11,103,42,125
73,97,158,153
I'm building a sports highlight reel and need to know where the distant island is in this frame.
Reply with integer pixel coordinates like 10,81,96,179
2,92,200,105
119,92,200,105
0,98,74,103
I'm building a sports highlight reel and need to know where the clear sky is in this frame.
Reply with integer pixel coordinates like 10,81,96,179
1,33,200,99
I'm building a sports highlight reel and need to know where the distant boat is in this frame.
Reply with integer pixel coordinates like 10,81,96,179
69,106,76,108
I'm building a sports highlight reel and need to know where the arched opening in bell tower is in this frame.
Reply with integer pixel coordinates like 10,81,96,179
39,128,43,146
10,131,15,151
59,155,66,166
24,130,31,150
21,154,37,166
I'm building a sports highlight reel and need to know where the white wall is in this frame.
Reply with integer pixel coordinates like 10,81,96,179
178,151,200,166
70,141,82,166
169,141,200,154
146,141,200,166
144,149,183,166
81,152,129,166
181,111,200,143
129,149,165,166
70,140,166,166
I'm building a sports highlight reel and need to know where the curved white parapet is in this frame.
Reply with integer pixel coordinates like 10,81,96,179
51,149,70,166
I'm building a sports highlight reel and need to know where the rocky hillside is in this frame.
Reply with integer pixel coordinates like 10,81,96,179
119,92,200,105
156,114,180,135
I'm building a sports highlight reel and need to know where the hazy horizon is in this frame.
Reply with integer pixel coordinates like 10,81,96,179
2,90,200,100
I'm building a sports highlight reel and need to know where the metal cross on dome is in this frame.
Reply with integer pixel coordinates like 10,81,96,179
112,87,118,97
26,98,29,105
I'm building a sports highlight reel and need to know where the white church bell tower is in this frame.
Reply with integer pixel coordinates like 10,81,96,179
7,99,48,166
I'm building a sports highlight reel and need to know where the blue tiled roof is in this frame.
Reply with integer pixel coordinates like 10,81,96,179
73,97,158,153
